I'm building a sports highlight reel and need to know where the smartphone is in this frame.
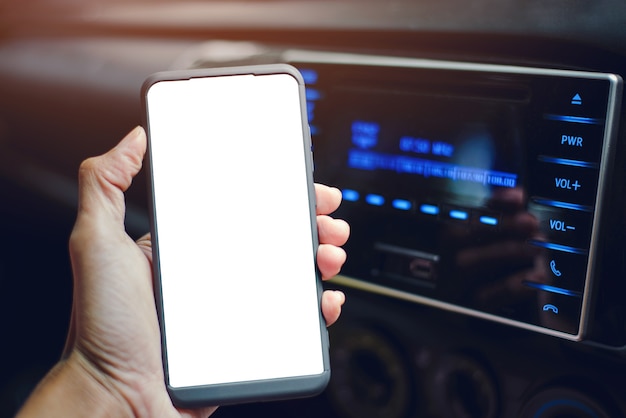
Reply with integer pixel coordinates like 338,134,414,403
142,64,329,407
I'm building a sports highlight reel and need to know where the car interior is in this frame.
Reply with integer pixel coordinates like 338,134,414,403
1,1,626,417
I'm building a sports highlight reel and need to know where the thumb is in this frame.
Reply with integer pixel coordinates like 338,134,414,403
75,126,147,228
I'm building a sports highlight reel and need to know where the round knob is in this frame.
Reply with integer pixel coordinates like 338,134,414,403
327,326,414,418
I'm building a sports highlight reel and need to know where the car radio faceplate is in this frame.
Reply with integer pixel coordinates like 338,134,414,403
285,51,623,341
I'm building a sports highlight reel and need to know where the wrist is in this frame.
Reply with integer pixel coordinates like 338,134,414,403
16,352,134,418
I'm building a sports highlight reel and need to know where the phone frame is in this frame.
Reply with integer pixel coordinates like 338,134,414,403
141,64,330,408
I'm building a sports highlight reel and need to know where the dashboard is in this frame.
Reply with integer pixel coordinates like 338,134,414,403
1,1,626,417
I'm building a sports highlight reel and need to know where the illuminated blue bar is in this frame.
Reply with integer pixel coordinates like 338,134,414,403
528,239,588,255
299,68,318,84
306,88,321,101
392,199,412,211
543,114,603,125
309,124,319,136
342,189,360,202
366,194,385,206
523,282,582,298
537,399,599,416
480,216,499,226
347,150,518,188
532,198,593,212
450,210,468,220
420,204,439,216
538,155,598,169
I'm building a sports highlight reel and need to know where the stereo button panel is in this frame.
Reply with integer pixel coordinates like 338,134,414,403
287,51,623,340
526,78,614,335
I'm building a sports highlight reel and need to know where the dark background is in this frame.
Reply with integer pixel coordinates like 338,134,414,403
1,1,626,417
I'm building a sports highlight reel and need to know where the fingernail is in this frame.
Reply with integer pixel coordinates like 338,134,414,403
113,126,144,153
335,290,346,305
128,125,144,139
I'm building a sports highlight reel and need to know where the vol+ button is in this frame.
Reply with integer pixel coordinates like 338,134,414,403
554,178,581,191
533,162,599,206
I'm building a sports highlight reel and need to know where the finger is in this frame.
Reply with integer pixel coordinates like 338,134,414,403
136,233,153,263
178,406,219,418
68,127,151,326
315,184,342,215
317,244,347,280
61,302,77,359
317,215,350,246
321,290,345,327
74,126,146,229
488,187,526,212
499,211,540,238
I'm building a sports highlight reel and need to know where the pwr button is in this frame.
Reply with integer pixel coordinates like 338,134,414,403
539,120,605,163
561,135,583,147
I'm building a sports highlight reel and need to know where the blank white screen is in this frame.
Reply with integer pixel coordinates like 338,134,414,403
146,72,324,389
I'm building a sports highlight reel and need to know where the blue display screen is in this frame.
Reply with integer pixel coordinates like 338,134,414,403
348,119,518,189
348,149,517,188
304,64,525,215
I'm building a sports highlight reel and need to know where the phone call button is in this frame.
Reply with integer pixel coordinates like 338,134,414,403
549,259,562,277
540,250,587,292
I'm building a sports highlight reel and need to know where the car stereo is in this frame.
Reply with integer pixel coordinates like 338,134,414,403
284,50,623,341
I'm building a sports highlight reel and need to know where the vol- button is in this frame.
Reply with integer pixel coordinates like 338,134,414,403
528,201,593,249
549,219,576,232
545,215,592,248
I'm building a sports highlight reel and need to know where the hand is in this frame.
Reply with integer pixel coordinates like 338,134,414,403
17,126,349,418
446,187,541,308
